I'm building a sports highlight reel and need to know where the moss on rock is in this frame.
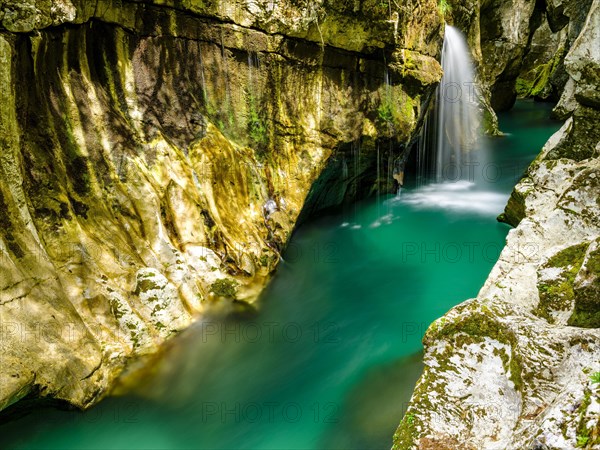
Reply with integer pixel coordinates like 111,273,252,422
425,306,526,391
534,242,590,323
569,242,600,328
515,45,565,99
210,278,239,299
498,184,529,227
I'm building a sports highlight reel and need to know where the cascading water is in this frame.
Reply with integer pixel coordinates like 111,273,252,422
418,25,481,184
402,25,507,214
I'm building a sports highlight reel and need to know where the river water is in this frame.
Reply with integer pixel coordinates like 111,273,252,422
0,100,561,449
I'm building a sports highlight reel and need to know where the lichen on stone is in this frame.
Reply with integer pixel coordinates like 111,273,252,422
534,242,590,323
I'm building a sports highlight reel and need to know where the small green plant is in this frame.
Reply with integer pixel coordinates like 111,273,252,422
378,0,392,17
210,278,239,298
438,0,452,15
406,413,415,425
591,372,600,383
377,102,394,124
246,92,268,159
576,434,589,448
248,114,267,145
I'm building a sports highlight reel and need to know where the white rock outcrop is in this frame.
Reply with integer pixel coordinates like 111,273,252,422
394,2,600,448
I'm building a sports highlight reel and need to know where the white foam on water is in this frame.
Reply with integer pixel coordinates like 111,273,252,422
369,214,395,228
393,182,507,216
420,180,474,192
340,222,363,230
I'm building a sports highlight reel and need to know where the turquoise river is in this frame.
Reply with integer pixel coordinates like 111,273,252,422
0,101,561,449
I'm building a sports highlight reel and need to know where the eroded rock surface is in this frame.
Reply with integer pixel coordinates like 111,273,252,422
471,0,594,113
0,0,444,411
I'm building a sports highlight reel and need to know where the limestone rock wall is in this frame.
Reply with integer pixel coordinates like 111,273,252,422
0,0,443,411
454,0,594,114
393,1,600,448
516,0,595,118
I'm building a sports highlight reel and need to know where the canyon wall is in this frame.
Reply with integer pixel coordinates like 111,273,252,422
477,0,594,113
0,0,444,411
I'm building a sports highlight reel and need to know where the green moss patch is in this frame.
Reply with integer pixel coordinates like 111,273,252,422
574,388,600,448
134,279,161,296
210,278,239,299
499,186,528,227
246,91,269,160
375,92,415,139
516,46,565,99
425,305,526,391
392,410,418,449
569,244,600,328
534,243,590,323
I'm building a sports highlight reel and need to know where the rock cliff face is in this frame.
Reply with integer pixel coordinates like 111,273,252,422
393,1,600,448
463,0,594,113
0,0,444,411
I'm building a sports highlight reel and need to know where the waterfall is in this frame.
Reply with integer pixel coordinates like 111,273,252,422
419,25,481,184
